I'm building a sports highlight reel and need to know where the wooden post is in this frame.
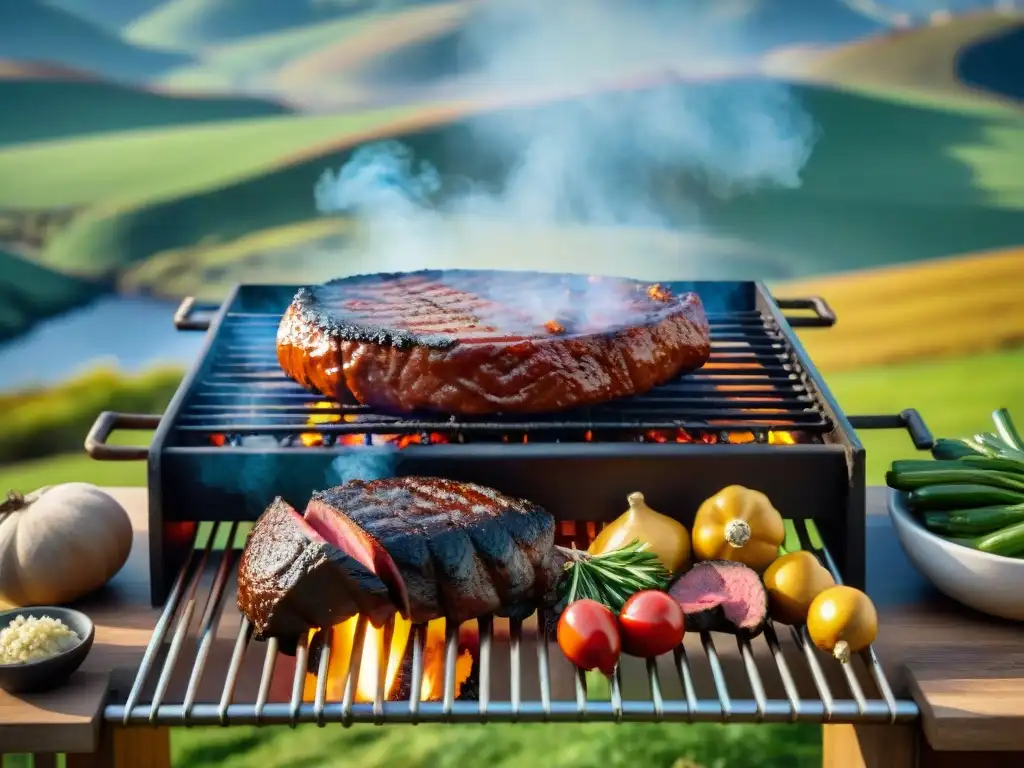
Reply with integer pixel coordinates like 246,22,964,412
822,724,917,768
66,727,171,768
824,724,1024,768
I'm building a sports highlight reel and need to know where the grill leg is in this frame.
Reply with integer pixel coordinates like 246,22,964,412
66,727,171,768
824,724,1024,768
823,724,916,768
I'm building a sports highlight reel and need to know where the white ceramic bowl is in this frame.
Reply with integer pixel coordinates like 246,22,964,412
888,488,1024,621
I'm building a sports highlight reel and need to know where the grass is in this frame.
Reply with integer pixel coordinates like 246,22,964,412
0,721,820,768
777,246,1024,371
826,348,1024,476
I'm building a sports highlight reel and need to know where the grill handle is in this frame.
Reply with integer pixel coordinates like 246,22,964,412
173,296,218,332
847,409,935,451
776,296,837,328
85,411,161,461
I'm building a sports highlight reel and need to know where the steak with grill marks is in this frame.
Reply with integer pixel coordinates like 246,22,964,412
304,477,558,625
276,269,711,415
236,498,395,648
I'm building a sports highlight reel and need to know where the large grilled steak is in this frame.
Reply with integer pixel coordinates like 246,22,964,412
236,478,559,642
236,498,395,643
276,269,711,415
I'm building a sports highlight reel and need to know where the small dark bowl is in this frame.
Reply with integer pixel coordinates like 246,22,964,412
0,606,95,693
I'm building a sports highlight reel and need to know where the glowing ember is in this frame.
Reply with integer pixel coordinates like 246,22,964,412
544,319,565,335
646,283,673,302
302,616,473,703
300,401,341,446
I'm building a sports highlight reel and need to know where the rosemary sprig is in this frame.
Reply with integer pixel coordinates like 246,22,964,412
557,539,671,611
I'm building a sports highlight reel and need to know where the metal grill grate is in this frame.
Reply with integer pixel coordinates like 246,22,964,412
170,309,834,443
105,521,916,727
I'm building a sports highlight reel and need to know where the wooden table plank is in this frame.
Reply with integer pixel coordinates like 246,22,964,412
1,486,1023,758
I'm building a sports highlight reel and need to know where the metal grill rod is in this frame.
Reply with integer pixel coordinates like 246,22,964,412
109,520,917,727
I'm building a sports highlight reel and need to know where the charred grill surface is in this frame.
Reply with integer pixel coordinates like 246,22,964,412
276,269,711,416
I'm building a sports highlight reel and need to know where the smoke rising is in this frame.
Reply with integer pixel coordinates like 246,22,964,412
314,0,817,276
325,449,398,486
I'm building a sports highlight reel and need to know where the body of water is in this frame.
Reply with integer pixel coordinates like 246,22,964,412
0,295,206,391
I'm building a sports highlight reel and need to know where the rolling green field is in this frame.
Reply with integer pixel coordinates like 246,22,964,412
3,78,1024,299
0,77,289,147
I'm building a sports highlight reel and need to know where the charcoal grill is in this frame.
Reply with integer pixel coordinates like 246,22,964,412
84,274,932,728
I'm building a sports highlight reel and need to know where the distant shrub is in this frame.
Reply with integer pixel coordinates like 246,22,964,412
0,366,183,464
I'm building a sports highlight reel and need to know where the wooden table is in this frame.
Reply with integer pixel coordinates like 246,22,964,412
1,487,1022,768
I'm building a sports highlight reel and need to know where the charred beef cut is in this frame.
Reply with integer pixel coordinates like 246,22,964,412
668,560,768,638
304,477,557,624
236,478,559,641
276,269,711,415
236,498,395,646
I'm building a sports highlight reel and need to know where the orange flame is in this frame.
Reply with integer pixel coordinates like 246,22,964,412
647,283,673,302
302,616,473,703
544,319,565,334
300,401,342,447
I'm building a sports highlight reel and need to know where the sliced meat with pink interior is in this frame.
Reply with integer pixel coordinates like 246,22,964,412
309,477,556,625
668,560,768,638
303,498,408,622
236,498,394,650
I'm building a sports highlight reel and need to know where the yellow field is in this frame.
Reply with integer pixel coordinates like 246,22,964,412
765,10,1024,114
774,247,1024,372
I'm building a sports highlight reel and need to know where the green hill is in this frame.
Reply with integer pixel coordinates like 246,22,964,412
0,1,191,82
44,0,167,30
125,0,378,49
0,76,291,146
157,13,391,92
2,79,1024,304
0,247,102,342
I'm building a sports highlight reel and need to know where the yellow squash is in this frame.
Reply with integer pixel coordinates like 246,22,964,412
806,585,878,664
691,485,785,572
762,551,836,625
589,492,691,574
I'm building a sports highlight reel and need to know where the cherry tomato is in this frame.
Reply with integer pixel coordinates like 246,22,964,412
618,590,685,658
557,599,621,675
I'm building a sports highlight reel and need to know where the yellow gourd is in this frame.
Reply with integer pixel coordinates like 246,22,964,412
589,492,691,574
762,551,836,625
806,585,878,664
691,485,785,572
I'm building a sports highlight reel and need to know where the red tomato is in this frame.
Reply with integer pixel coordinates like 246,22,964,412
557,599,621,675
618,590,685,658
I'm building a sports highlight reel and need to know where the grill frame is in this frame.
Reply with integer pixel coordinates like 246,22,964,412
84,278,934,608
